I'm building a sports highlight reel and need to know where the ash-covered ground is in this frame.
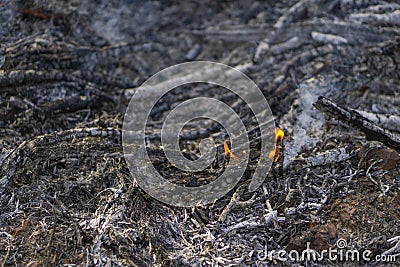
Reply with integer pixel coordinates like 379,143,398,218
1,0,400,266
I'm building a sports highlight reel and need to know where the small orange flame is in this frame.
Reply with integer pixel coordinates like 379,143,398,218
269,127,284,162
224,140,236,159
276,127,284,143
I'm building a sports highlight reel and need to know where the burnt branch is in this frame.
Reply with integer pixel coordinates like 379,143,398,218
314,96,400,152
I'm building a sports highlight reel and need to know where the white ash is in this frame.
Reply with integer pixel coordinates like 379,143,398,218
281,78,330,169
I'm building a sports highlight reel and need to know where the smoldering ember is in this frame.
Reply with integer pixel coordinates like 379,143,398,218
0,1,399,266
